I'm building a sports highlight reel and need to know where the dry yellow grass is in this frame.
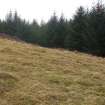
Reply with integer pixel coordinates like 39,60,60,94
0,38,105,105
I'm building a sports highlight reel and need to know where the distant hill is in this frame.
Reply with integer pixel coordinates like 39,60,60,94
0,36,105,105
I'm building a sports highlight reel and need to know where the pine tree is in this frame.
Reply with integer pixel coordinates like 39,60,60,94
57,14,67,47
64,6,86,51
45,12,59,47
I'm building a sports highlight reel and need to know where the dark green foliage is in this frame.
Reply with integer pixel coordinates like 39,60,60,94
57,14,68,48
64,7,87,51
44,13,59,47
87,3,105,56
64,3,105,56
0,1,105,57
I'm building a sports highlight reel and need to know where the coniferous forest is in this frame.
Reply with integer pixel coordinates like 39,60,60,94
0,2,105,56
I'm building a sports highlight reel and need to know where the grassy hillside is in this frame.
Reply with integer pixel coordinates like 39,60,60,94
0,37,105,105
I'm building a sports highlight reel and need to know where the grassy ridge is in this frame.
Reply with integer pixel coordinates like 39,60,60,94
0,38,105,105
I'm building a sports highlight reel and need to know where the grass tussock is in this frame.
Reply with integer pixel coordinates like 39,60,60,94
0,38,105,105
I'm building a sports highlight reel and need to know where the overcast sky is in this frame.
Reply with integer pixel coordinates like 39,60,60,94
0,0,103,23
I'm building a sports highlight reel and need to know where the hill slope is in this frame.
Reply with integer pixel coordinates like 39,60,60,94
0,38,105,105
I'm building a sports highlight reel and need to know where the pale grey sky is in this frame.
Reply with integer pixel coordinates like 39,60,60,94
0,0,103,23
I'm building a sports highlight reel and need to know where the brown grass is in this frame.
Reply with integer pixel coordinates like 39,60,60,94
0,38,105,105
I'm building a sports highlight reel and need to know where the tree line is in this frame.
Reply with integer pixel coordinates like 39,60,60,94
0,2,105,56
